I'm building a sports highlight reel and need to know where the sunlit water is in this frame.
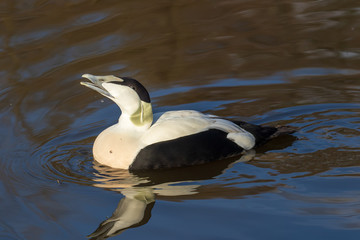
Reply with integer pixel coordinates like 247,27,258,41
1,1,360,239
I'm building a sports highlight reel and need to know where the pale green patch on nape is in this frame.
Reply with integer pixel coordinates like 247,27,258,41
130,101,153,126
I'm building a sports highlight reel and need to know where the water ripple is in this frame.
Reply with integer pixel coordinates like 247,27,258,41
25,125,98,186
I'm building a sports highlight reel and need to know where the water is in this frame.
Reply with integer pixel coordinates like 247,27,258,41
1,0,360,239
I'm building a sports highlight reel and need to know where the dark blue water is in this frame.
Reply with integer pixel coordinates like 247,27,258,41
0,1,360,239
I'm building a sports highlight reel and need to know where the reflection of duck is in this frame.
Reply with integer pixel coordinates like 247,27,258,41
89,149,295,239
88,183,203,240
88,188,155,240
89,164,202,240
81,74,294,170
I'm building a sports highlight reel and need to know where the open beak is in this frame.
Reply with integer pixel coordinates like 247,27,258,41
81,74,114,98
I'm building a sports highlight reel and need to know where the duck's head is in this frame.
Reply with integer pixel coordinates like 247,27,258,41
81,74,153,127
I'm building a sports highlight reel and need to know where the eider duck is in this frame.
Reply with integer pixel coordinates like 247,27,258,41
81,74,293,170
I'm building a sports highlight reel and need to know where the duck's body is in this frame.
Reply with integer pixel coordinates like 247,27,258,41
81,74,293,170
93,110,260,170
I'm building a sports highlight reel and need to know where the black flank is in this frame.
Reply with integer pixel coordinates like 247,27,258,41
130,129,243,171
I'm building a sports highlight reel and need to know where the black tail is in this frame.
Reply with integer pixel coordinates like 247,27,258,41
232,120,296,147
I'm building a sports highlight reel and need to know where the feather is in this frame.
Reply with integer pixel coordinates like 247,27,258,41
141,110,255,149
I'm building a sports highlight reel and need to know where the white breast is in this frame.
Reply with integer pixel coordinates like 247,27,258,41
93,125,142,169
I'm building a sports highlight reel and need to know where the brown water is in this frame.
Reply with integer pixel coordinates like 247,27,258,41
1,0,360,239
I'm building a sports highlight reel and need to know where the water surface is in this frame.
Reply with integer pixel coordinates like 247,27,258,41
0,1,360,239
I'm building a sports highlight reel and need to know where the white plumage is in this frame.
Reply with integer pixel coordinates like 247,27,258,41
142,110,255,150
81,74,289,170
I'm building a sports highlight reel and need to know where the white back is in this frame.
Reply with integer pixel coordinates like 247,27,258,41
141,110,255,150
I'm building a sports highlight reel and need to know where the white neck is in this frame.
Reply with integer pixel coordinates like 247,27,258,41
117,114,150,133
116,101,153,133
